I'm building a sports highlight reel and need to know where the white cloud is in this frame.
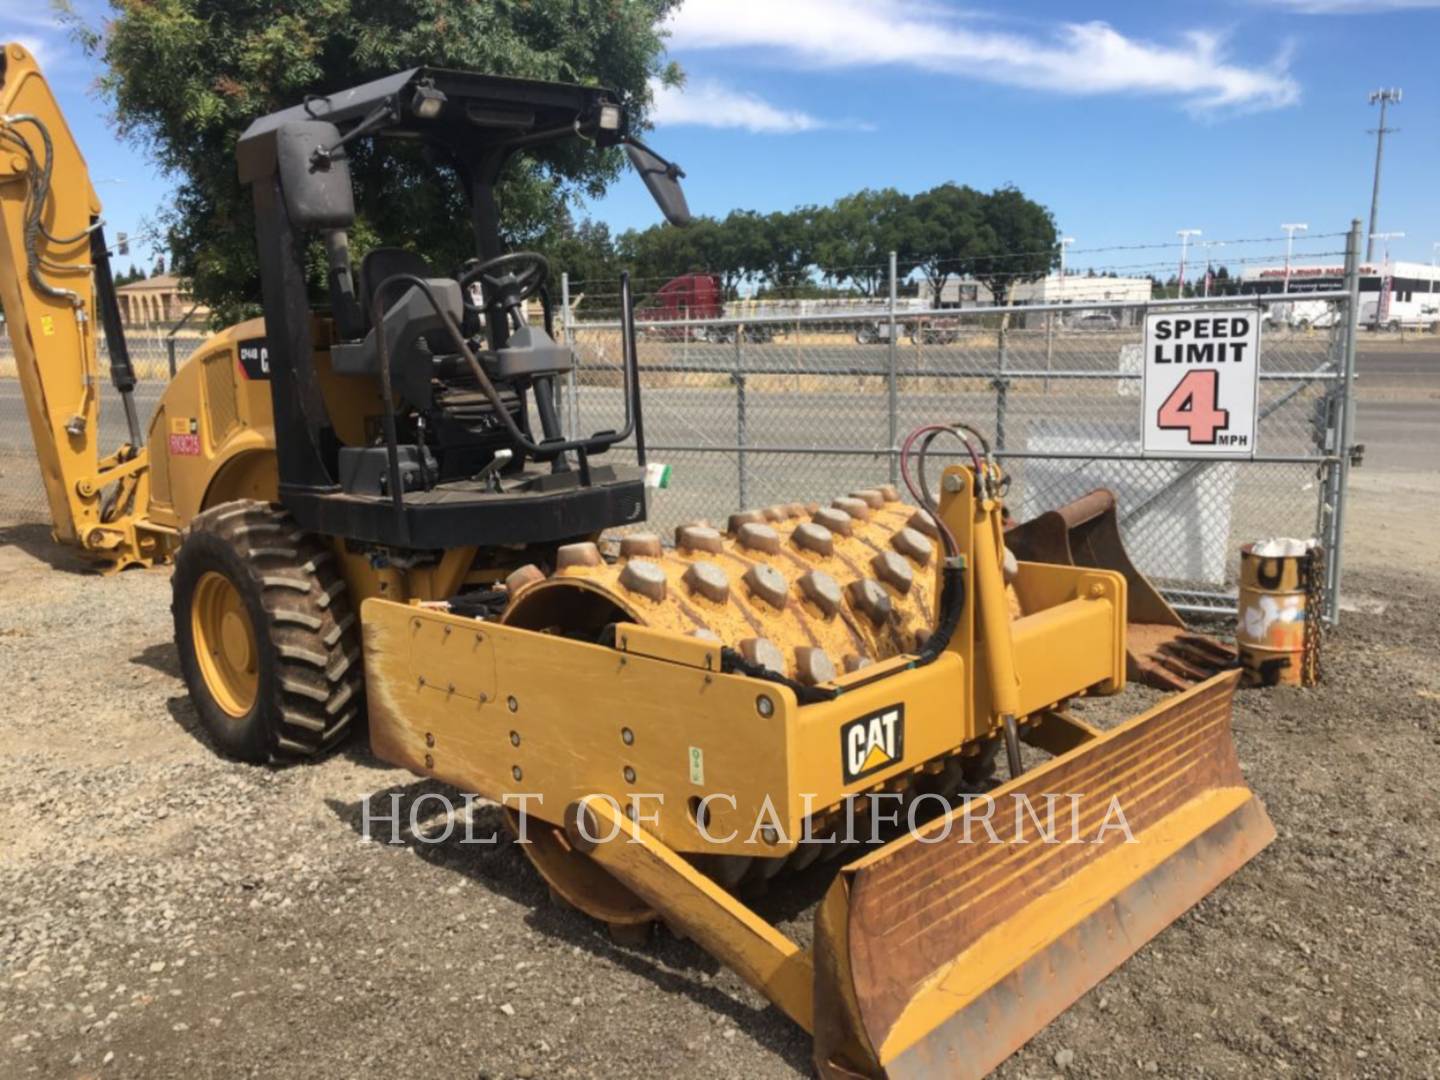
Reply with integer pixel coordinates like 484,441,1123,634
12,36,54,69
1257,0,1440,10
5,11,71,73
4,11,64,33
649,77,835,133
665,1,1300,112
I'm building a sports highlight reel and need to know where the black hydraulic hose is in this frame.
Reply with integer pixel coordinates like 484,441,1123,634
719,647,840,706
536,282,555,339
370,272,638,458
721,562,967,706
369,282,410,544
912,562,966,667
0,115,82,306
621,272,647,468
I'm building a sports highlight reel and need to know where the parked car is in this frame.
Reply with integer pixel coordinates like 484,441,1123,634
1067,312,1120,331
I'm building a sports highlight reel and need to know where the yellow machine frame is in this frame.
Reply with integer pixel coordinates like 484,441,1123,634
366,467,1127,850
364,466,1273,1077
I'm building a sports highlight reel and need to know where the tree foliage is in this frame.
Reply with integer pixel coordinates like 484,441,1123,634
968,186,1058,306
593,182,1056,303
66,0,681,324
909,183,985,304
813,188,917,297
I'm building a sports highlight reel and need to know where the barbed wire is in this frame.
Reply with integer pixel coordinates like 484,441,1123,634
563,251,1355,309
576,231,1355,290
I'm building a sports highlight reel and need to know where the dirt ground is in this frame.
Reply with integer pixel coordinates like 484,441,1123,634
1,354,1438,1078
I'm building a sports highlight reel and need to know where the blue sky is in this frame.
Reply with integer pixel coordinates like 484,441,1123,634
7,0,1439,278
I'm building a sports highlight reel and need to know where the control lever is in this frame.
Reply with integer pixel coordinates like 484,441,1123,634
472,448,513,491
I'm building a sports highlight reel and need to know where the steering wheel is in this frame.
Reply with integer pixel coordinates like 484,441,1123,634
458,251,550,315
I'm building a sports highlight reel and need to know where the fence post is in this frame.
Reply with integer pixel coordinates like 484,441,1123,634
886,250,898,484
1043,310,1054,393
734,327,747,510
993,312,1009,451
560,272,578,439
1326,218,1363,623
164,302,199,380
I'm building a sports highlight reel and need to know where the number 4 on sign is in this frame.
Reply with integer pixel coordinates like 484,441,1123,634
1157,370,1230,444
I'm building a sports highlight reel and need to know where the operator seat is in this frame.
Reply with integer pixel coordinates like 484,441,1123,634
357,247,433,330
329,247,463,387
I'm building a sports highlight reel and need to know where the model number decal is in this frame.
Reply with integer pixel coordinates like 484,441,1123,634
237,338,271,380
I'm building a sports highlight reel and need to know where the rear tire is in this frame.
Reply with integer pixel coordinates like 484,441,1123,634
172,500,364,764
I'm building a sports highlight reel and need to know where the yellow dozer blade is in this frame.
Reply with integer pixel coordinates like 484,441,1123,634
1008,489,1238,691
812,671,1273,1079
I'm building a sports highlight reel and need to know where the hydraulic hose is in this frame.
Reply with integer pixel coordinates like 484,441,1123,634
720,557,967,706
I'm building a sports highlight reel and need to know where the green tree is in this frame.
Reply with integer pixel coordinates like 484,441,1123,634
754,208,818,298
544,213,620,291
614,210,774,299
712,209,770,297
616,218,706,286
814,188,917,297
910,183,984,305
65,0,681,325
970,186,1057,307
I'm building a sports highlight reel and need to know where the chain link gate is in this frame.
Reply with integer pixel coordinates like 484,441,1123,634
559,225,1363,624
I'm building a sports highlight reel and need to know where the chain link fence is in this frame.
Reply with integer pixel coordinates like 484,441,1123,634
0,234,1362,621
559,278,1357,622
0,330,200,526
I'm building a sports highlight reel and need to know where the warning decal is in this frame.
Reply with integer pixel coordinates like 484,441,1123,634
168,416,200,456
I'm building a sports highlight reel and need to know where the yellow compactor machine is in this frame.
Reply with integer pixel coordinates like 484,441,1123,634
2,43,1273,1077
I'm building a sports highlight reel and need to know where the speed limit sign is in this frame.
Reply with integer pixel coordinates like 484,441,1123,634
1141,309,1260,457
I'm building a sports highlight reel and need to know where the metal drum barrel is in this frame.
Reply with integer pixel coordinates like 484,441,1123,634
1237,543,1315,686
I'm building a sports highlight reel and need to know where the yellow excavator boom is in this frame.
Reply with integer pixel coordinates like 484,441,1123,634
0,41,162,569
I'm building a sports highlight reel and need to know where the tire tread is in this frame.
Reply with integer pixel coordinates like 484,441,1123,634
173,500,365,763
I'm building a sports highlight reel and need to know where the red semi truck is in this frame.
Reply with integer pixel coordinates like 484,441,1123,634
634,273,776,342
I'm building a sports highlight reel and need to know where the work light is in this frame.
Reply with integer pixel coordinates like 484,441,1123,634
411,82,447,120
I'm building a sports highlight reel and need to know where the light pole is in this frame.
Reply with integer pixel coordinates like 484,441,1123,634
1044,237,1074,391
1201,241,1226,298
1058,236,1075,279
1365,89,1401,263
1370,231,1404,265
1281,223,1308,293
1176,229,1201,297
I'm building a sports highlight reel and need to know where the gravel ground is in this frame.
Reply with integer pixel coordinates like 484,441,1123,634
0,519,1437,1079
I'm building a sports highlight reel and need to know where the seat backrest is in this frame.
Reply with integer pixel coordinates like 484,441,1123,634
358,248,433,328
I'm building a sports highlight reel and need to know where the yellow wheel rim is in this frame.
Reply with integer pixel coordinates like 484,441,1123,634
192,571,259,717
